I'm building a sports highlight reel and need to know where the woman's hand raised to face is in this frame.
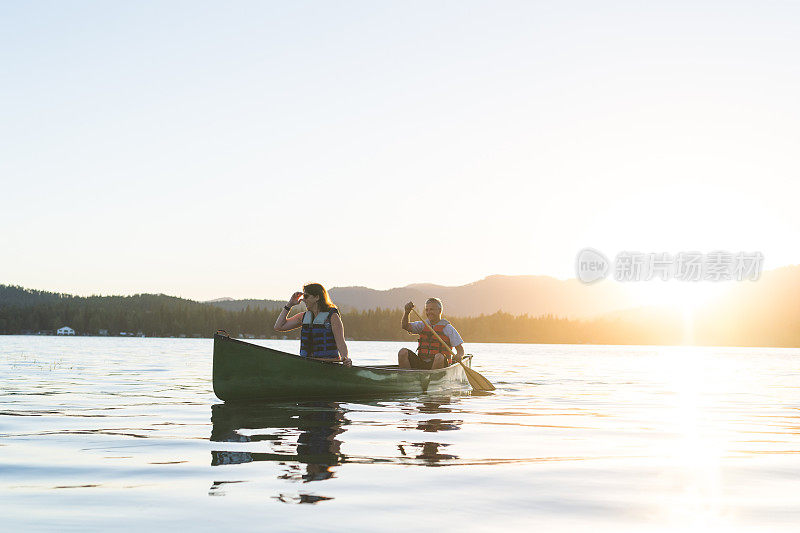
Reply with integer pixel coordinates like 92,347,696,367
288,292,304,307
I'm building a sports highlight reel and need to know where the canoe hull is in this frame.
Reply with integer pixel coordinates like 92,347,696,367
212,333,471,401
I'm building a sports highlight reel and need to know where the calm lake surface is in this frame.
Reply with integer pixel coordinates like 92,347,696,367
2,336,800,532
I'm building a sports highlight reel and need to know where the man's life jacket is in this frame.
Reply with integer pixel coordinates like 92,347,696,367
417,319,453,363
299,309,340,359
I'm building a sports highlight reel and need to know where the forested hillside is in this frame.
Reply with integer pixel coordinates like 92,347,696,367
1,278,798,347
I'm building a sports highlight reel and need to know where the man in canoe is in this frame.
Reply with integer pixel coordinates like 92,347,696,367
274,283,352,366
398,298,464,370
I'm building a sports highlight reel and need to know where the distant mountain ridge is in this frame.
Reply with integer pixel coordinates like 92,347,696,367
2,265,798,346
201,275,638,318
328,275,639,319
198,267,800,321
5,267,798,322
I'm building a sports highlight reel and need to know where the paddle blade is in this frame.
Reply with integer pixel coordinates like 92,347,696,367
461,362,495,391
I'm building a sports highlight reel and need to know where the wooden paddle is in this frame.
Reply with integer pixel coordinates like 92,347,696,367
411,307,495,392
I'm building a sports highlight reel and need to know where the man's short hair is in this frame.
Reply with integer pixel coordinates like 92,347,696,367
425,297,443,311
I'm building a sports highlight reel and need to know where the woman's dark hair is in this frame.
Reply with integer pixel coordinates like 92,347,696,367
304,283,337,311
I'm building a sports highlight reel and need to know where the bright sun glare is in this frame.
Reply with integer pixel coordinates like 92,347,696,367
633,280,730,313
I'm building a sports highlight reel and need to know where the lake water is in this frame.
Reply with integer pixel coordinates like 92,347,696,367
2,336,800,532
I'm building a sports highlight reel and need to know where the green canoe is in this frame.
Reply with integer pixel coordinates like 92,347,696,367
212,332,473,401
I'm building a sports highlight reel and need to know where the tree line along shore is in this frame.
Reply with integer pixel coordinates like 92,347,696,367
0,286,797,347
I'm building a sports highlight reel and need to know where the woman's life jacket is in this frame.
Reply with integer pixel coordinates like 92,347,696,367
299,309,340,359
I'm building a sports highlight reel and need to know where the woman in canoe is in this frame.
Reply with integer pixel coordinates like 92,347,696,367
274,283,352,367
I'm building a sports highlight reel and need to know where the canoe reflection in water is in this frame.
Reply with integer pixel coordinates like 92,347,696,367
210,401,347,504
209,396,466,500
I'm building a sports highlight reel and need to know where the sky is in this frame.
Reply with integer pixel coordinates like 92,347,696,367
2,1,798,301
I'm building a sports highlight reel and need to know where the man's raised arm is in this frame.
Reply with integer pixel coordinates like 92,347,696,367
401,301,414,333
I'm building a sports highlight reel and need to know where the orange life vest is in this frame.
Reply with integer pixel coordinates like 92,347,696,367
417,320,453,363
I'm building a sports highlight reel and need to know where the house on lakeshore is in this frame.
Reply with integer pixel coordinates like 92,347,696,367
57,326,75,336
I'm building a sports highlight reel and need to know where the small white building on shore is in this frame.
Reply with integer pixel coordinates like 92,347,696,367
57,326,75,336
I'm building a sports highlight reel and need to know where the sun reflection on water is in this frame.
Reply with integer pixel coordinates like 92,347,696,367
650,346,734,531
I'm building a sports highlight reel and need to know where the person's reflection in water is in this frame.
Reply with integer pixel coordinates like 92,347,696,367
292,402,345,482
209,401,348,501
416,398,454,415
397,396,462,466
398,441,458,465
